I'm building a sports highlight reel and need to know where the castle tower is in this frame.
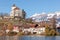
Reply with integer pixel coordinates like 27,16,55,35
11,4,16,10
10,4,26,19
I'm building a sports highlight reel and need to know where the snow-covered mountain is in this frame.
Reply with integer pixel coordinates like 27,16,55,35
31,12,60,20
30,12,60,27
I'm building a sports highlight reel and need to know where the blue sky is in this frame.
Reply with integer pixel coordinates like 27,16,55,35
0,0,60,18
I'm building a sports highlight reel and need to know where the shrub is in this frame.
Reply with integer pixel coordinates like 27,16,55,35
7,31,17,36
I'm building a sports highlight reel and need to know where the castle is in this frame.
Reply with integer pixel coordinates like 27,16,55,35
10,4,26,19
0,4,26,20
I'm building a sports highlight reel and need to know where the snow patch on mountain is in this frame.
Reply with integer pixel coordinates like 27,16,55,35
30,11,60,27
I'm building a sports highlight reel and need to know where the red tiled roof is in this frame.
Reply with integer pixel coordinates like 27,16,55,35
14,7,20,10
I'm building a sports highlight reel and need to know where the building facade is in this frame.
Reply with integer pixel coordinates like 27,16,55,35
10,4,26,19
